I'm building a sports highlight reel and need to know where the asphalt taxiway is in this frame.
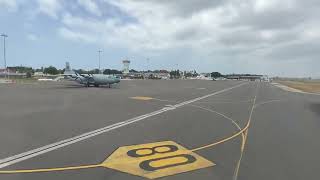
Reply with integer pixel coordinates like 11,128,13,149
0,80,319,180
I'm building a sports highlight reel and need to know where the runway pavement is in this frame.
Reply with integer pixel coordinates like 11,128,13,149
0,80,319,180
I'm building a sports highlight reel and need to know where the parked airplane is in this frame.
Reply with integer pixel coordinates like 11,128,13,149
63,63,120,87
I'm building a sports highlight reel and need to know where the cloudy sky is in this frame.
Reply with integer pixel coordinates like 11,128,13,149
0,0,319,77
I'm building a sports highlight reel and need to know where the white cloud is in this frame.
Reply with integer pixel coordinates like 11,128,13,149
4,0,317,76
253,0,297,13
56,1,320,63
27,33,39,41
37,0,62,19
77,0,102,16
59,0,233,52
58,27,96,43
0,0,18,11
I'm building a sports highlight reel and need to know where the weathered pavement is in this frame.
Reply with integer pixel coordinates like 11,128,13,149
0,80,319,180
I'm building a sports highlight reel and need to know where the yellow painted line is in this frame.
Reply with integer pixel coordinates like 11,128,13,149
102,141,214,179
130,96,154,101
0,83,265,179
233,83,259,180
190,95,256,152
233,144,245,180
0,164,102,174
151,96,249,153
188,104,246,151
150,97,247,151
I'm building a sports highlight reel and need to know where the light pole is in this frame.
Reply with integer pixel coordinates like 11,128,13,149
175,63,178,78
1,34,8,79
98,50,102,74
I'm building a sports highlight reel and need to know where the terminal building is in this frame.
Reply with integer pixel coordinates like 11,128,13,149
225,74,264,81
0,68,26,78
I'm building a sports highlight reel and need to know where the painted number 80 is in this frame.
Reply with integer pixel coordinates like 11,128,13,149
127,145,196,171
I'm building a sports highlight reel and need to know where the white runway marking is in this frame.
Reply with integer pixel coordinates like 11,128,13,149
0,82,248,169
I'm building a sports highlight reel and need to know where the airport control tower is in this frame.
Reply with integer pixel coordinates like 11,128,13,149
65,62,71,72
122,60,130,74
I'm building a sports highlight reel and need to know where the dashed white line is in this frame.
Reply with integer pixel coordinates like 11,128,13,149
0,82,248,168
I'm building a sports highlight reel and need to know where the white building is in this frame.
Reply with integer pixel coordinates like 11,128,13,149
122,60,130,74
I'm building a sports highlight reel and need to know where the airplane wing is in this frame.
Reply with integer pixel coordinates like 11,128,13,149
78,74,93,77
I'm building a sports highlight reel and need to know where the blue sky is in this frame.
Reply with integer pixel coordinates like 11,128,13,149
1,0,320,77
0,0,131,70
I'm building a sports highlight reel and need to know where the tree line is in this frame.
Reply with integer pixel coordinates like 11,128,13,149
7,66,226,78
8,66,123,75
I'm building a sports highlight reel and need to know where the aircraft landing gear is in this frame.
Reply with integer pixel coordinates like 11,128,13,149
94,84,99,87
